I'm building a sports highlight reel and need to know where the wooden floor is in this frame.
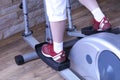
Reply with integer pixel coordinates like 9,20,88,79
0,0,120,80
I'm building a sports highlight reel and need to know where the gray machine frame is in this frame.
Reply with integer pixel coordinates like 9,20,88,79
15,0,85,80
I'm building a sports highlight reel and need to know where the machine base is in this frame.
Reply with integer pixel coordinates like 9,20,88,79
35,42,70,71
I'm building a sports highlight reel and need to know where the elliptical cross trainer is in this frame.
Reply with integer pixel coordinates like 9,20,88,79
15,0,120,80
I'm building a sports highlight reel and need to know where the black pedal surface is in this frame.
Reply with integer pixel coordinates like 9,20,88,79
35,42,70,71
110,27,120,34
82,26,120,35
81,26,111,35
81,26,98,35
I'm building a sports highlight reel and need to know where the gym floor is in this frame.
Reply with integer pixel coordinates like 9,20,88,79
0,0,120,80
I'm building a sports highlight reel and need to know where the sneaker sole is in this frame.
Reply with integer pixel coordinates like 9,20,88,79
41,51,65,63
41,51,52,57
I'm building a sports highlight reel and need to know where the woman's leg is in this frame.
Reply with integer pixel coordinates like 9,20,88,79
79,0,111,31
50,21,66,53
41,0,67,63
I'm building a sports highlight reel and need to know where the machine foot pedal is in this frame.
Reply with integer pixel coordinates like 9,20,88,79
35,43,70,71
81,26,120,35
110,27,120,34
81,26,111,35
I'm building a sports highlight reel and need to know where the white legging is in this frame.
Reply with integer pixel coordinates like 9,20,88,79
45,0,67,22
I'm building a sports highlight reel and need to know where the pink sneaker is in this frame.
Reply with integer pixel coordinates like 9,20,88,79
93,17,111,31
41,44,66,63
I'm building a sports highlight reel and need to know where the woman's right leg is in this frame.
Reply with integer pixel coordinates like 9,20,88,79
41,0,67,63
